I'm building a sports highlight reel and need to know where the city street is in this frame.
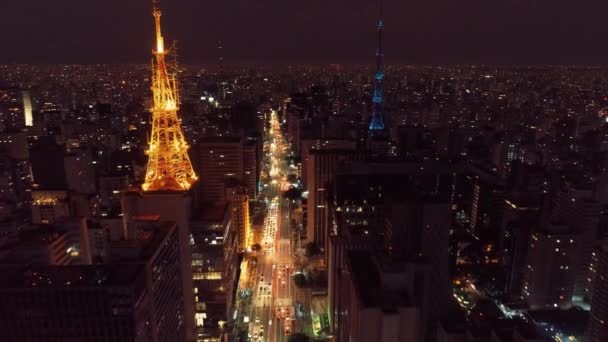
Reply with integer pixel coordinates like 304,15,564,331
238,108,299,342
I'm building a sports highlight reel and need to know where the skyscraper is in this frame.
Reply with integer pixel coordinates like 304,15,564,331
588,243,608,341
0,222,185,342
195,137,258,203
522,224,579,309
21,91,33,127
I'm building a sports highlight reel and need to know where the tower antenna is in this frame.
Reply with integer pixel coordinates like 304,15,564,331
143,0,198,191
368,0,386,133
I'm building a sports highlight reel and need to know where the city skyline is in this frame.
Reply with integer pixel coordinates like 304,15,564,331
2,0,608,65
3,0,608,341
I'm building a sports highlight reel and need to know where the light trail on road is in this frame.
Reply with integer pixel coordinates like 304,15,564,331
238,108,299,342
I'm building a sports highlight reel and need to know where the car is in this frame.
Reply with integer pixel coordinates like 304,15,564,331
255,317,260,324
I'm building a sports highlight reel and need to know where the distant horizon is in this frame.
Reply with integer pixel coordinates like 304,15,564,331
2,1,608,66
4,63,608,68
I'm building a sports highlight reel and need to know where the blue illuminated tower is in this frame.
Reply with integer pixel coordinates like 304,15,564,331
368,17,386,134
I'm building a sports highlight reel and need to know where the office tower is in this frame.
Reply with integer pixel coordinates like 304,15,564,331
503,219,534,298
306,146,359,253
122,190,195,340
544,184,600,301
0,221,185,342
0,264,152,342
191,204,238,338
242,139,258,199
0,131,29,160
0,155,31,210
522,224,579,309
300,139,355,189
329,160,460,340
570,198,601,300
195,137,257,203
64,148,96,195
29,136,67,189
335,251,422,342
588,243,608,342
492,139,524,177
98,174,129,213
466,167,505,244
0,157,18,206
395,126,424,158
226,186,251,250
386,198,453,306
22,91,33,127
142,0,197,192
196,137,242,202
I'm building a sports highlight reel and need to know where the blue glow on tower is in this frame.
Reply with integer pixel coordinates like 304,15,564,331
368,18,385,133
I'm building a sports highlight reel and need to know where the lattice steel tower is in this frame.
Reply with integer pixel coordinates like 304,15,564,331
142,0,197,191
368,16,386,133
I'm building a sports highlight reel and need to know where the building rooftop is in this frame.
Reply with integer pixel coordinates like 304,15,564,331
111,220,176,262
0,263,145,289
347,251,410,311
198,202,230,224
528,308,589,338
15,226,67,248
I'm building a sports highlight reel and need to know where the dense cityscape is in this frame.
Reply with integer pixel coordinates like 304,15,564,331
2,1,608,342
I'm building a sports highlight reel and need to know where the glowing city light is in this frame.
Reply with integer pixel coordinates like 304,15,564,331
142,0,197,191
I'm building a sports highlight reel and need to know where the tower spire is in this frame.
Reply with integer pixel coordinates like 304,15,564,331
368,3,386,133
152,0,164,54
142,0,198,191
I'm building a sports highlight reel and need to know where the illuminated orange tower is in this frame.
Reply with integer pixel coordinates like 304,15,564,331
142,0,197,191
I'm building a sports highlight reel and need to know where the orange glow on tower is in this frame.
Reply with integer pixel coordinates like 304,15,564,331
142,0,197,191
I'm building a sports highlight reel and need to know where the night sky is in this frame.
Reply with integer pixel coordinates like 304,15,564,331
2,0,608,65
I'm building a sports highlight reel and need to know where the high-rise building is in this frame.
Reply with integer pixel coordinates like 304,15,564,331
0,221,185,342
0,155,31,210
29,136,67,190
122,190,195,340
242,138,259,199
195,137,257,203
588,243,608,342
22,91,33,127
306,147,360,253
335,251,422,342
466,166,506,244
0,131,29,160
329,160,461,340
226,186,251,250
522,224,579,309
196,137,243,202
191,204,238,339
64,148,96,195
98,174,129,214
542,184,601,302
